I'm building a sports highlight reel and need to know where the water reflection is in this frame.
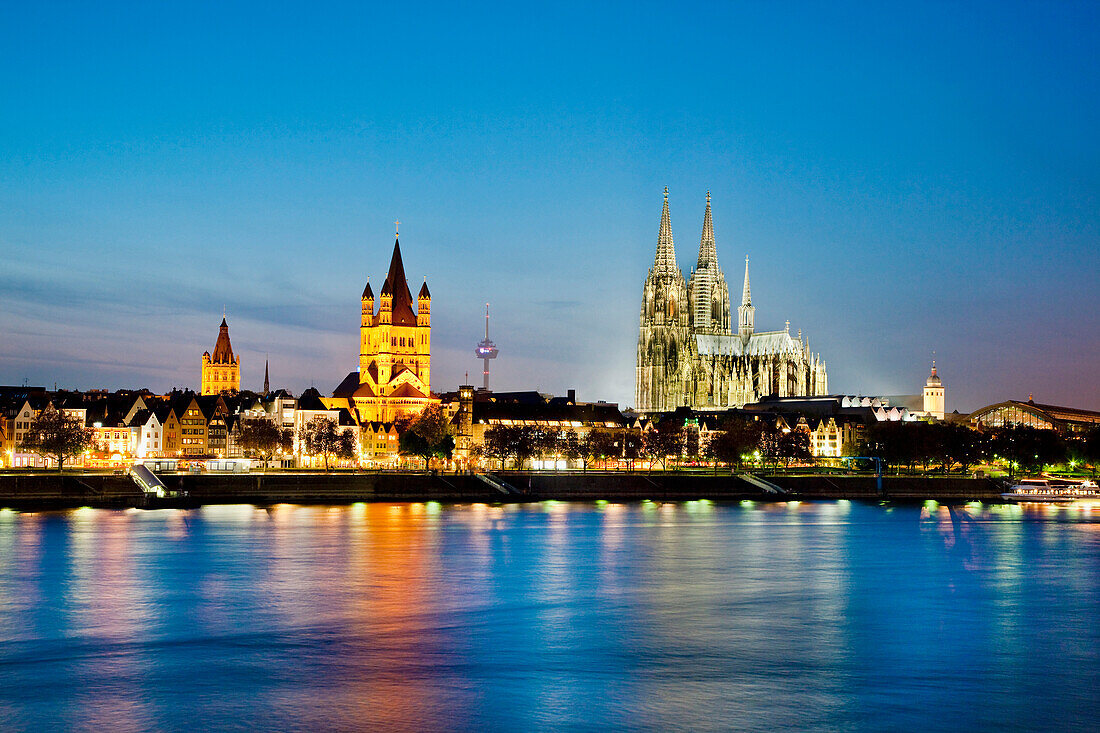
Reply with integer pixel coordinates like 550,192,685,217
0,502,1097,731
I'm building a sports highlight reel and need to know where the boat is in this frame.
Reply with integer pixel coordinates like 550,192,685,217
1001,477,1100,502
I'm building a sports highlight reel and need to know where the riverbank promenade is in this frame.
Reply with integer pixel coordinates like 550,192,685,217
0,471,1007,511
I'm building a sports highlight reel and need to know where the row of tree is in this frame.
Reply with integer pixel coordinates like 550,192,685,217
479,416,813,472
859,421,1100,475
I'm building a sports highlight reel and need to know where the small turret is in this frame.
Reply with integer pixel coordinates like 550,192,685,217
418,277,431,327
361,278,374,326
379,277,393,325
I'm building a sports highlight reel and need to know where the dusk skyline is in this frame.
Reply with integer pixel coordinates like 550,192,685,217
3,1,1099,411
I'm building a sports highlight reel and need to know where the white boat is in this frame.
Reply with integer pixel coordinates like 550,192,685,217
1002,478,1100,502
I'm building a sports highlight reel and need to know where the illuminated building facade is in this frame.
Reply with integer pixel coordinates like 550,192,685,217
922,361,946,419
330,235,438,423
636,188,828,414
201,317,241,395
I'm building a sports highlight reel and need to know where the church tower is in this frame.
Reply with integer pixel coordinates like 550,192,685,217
636,187,691,412
689,192,730,334
335,229,437,423
201,316,240,395
923,360,945,420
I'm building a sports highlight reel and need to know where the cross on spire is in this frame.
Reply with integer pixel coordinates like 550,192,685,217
395,219,400,237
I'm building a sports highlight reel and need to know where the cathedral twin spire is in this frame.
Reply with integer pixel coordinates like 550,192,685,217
652,188,732,332
653,187,720,277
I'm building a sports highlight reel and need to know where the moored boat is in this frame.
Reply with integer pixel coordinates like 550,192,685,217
1002,477,1100,502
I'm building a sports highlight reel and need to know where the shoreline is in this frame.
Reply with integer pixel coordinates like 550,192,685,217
0,472,1008,511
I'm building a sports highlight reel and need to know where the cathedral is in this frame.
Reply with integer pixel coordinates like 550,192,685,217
330,234,437,423
635,188,828,414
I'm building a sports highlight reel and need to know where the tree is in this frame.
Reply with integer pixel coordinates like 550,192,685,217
583,428,619,470
777,428,812,469
642,420,683,471
1083,427,1100,476
561,429,584,471
513,427,540,470
398,405,455,470
862,421,919,474
990,425,1066,477
483,425,513,470
19,406,93,472
939,423,983,473
621,429,643,471
681,425,700,463
758,422,783,471
704,417,763,472
303,416,355,471
238,419,293,466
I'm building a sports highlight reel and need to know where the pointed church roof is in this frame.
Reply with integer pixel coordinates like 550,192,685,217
362,279,373,300
383,238,417,326
653,187,678,274
418,278,430,299
211,317,235,364
696,191,717,268
740,256,752,307
263,359,270,394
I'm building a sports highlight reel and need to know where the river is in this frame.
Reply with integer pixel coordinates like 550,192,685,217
0,500,1097,731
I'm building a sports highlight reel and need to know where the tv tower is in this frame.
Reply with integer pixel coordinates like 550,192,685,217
474,302,499,390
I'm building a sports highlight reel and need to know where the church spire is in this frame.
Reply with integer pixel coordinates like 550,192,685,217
263,358,270,394
384,236,417,326
653,187,677,273
212,316,234,364
697,190,716,268
741,255,752,307
738,255,755,346
691,190,724,331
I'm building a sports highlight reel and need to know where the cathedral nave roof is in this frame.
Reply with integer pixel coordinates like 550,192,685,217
695,330,802,358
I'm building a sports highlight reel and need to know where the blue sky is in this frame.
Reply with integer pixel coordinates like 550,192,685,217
2,1,1098,411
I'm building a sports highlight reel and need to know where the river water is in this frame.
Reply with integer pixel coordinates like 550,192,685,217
0,500,1098,731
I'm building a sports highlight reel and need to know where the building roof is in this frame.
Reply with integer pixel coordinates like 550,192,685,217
695,330,801,357
390,382,426,399
970,399,1100,428
1026,400,1100,423
382,238,417,327
194,394,227,420
297,393,328,411
332,371,360,398
352,382,377,398
211,317,235,364
127,409,154,427
472,399,627,427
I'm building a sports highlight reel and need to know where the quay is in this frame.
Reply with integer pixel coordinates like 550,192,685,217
0,472,1007,511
